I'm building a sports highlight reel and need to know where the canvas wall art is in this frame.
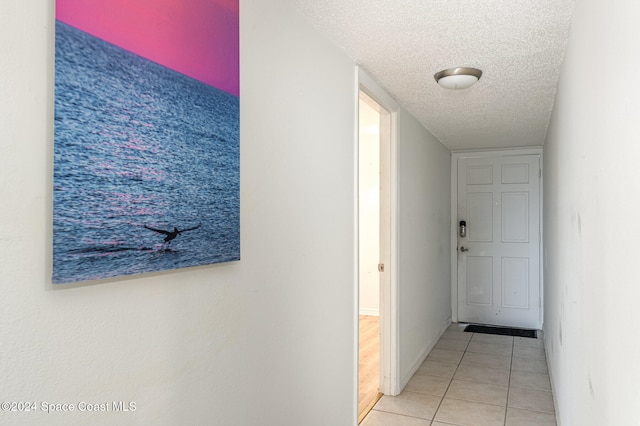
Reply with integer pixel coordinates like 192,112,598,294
53,0,240,284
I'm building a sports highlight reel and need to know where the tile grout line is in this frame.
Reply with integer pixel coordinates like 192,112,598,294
510,337,558,423
503,337,515,426
367,409,434,423
429,330,472,426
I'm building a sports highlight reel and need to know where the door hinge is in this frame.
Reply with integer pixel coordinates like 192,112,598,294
378,263,385,272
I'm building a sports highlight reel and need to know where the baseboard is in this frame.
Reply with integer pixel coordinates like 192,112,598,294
359,308,380,316
399,317,451,391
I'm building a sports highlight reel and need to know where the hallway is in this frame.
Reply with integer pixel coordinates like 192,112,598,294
362,323,555,425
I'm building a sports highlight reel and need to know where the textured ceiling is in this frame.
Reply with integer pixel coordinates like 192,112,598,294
290,0,574,150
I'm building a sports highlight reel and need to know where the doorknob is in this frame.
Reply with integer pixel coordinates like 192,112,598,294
460,246,469,252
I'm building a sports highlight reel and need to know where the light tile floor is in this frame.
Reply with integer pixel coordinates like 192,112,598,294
361,323,556,426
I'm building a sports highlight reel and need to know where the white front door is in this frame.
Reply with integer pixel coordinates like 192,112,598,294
457,154,541,329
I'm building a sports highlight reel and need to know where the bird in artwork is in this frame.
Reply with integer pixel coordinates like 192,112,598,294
144,223,201,243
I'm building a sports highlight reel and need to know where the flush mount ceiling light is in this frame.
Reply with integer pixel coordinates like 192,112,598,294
434,67,483,90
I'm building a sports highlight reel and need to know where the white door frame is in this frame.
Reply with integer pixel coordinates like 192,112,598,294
355,67,400,414
450,147,544,328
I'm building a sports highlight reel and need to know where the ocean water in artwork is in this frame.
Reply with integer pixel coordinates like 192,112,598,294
53,22,240,284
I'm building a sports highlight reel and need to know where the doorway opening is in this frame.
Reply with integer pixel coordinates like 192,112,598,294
356,68,400,425
357,89,390,422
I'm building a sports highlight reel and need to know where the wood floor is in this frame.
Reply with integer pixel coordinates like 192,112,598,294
358,315,381,423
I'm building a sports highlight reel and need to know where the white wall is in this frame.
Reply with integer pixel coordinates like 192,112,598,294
1,1,357,425
543,0,640,424
397,109,452,385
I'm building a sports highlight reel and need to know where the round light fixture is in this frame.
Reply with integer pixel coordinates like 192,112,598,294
434,67,483,90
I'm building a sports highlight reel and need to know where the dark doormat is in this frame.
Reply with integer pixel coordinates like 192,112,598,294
464,324,537,338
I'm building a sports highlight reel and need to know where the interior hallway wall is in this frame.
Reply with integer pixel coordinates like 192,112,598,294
1,1,454,424
397,110,452,386
543,0,640,424
0,1,357,425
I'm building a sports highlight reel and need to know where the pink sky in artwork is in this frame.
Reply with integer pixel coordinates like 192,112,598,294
56,0,239,96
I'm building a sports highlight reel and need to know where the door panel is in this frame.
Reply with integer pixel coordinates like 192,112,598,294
468,165,493,185
501,163,529,184
502,257,529,308
457,154,541,329
502,192,529,243
468,193,493,242
466,256,493,305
